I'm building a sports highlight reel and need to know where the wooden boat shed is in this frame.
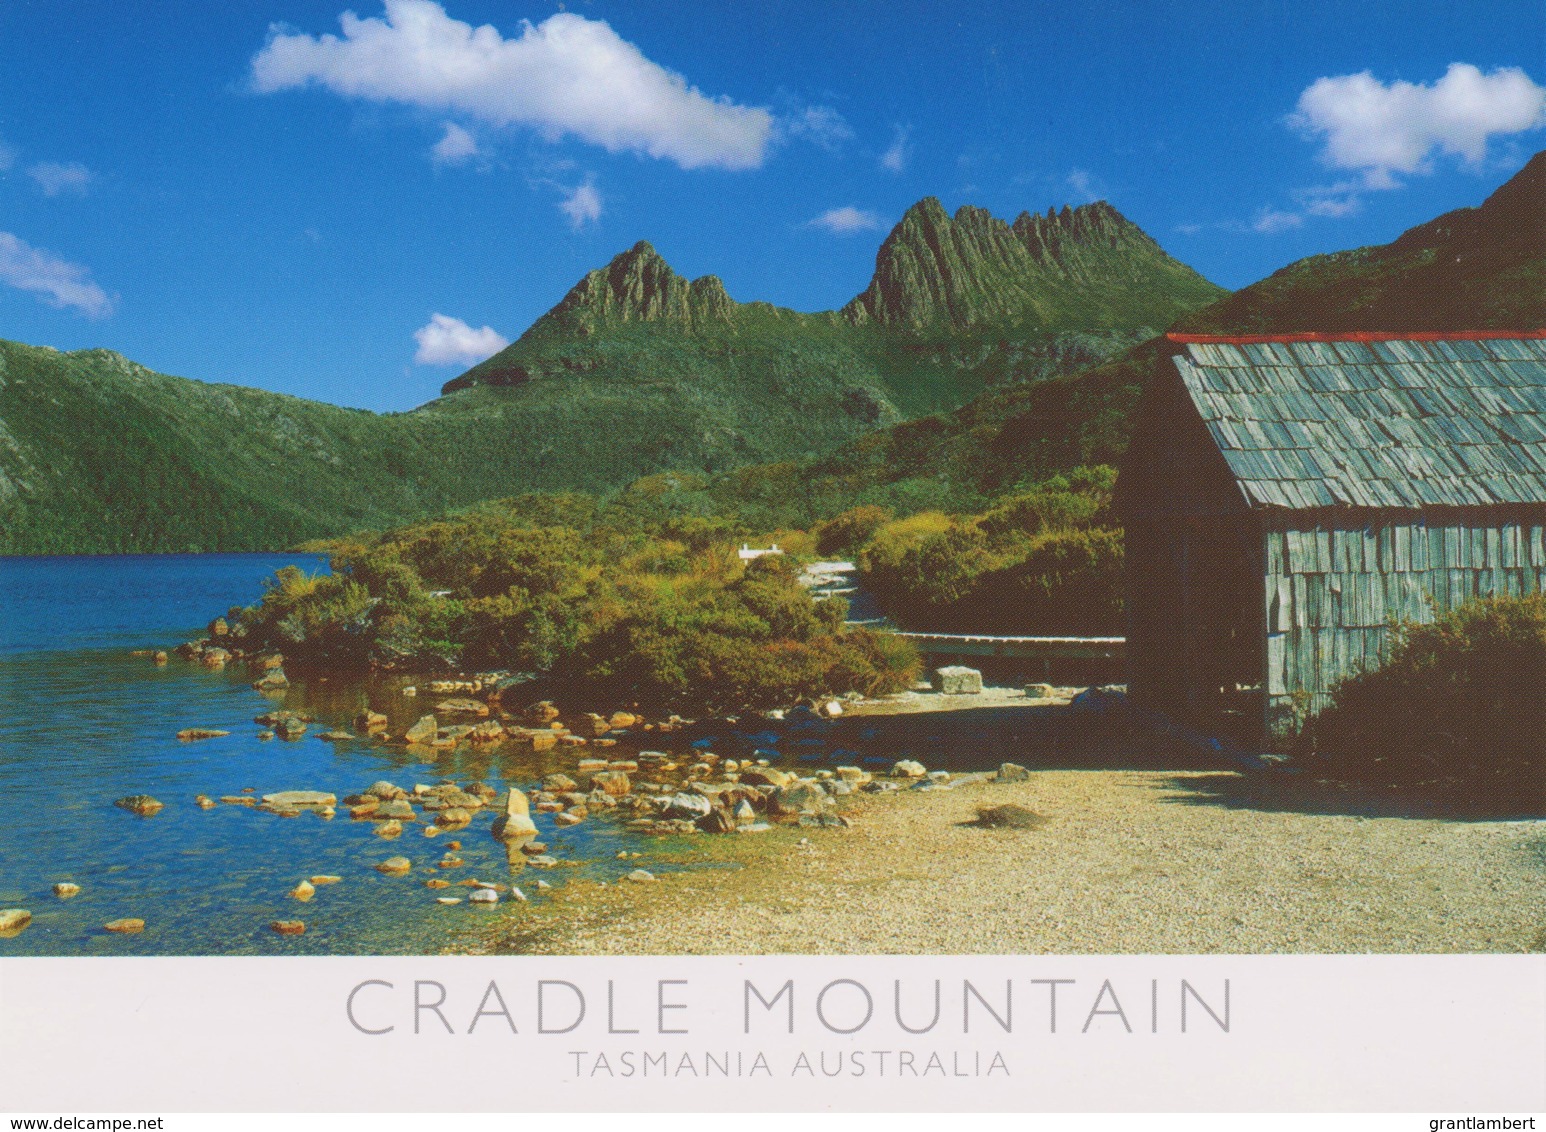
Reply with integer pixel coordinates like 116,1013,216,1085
1117,331,1546,745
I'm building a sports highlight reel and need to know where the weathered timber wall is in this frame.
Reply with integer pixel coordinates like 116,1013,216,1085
1263,509,1546,738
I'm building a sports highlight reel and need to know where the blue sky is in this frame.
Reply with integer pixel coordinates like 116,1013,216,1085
1,0,1542,411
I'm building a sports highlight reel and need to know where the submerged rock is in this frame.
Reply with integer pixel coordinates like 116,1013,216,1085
436,697,489,718
491,788,538,841
114,795,164,816
175,728,229,742
103,918,145,933
270,920,305,936
373,800,416,821
364,781,407,802
261,790,337,808
290,880,316,902
590,770,631,796
309,875,342,886
404,715,439,744
0,909,32,934
252,669,288,692
375,857,412,876
52,882,81,899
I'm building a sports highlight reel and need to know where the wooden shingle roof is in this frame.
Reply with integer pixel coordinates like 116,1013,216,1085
1170,333,1546,509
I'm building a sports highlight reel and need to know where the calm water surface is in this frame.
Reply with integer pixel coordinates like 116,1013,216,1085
0,553,690,955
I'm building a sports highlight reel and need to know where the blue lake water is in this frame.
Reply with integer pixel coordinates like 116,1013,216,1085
0,553,702,955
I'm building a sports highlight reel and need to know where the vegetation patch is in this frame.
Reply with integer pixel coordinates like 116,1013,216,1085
1295,595,1546,808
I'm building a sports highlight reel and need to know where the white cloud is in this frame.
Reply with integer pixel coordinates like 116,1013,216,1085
808,206,884,235
412,312,509,365
252,1,774,170
784,104,851,151
880,125,910,173
1244,63,1545,235
1291,63,1546,186
1066,168,1100,202
558,179,602,229
28,161,93,197
1251,208,1305,234
430,121,480,165
0,231,114,317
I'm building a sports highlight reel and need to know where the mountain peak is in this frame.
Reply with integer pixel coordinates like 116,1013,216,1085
547,241,734,332
441,242,735,392
843,197,1221,332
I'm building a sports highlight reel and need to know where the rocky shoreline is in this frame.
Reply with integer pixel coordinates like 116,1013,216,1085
0,634,1044,944
466,763,1546,956
11,628,1527,955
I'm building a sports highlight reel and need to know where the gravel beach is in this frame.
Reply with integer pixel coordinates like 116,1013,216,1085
475,755,1546,956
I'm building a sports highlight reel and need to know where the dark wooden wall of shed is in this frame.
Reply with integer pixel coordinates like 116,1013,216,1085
1119,360,1262,731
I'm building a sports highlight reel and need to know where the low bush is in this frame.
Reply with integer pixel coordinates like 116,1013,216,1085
1298,594,1546,806
232,501,919,711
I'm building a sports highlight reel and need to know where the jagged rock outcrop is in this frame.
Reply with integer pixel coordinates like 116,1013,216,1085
549,241,734,332
843,198,1223,333
446,242,737,391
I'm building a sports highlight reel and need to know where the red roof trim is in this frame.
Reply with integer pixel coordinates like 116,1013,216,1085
1167,330,1546,344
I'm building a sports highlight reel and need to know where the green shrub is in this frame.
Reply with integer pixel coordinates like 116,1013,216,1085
814,505,894,556
1300,594,1546,805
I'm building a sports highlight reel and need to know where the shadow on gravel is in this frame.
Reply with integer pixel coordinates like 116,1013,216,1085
1152,768,1546,823
710,701,1237,776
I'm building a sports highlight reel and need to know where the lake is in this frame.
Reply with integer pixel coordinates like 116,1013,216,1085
0,553,707,955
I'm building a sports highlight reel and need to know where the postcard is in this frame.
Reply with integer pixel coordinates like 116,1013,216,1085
0,0,1542,1117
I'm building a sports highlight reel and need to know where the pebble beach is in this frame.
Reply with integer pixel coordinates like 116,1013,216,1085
474,758,1546,956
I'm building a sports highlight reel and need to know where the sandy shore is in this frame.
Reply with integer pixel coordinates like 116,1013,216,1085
473,753,1546,955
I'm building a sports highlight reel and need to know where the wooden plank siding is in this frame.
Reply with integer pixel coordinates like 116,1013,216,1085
1261,511,1546,738
1119,336,1546,751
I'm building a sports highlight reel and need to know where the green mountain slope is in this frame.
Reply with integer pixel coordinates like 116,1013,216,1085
687,153,1546,523
843,199,1223,333
1177,150,1546,334
0,342,450,553
0,198,1222,554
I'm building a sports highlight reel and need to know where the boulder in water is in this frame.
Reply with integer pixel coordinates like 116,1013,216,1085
114,795,164,816
261,790,336,808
